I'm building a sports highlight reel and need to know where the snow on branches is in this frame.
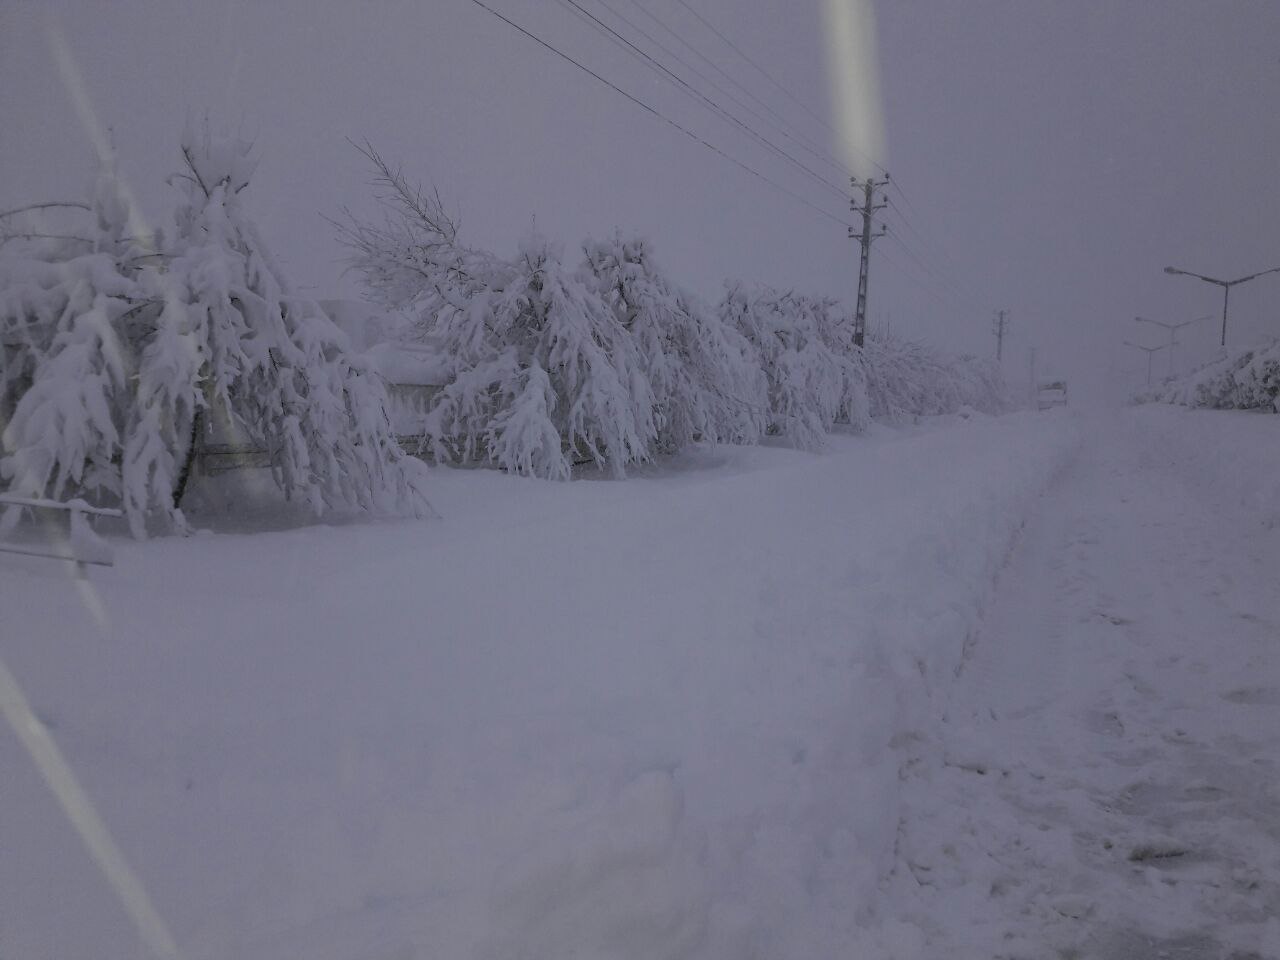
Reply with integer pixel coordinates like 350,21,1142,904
721,283,867,448
859,334,1011,422
1,127,427,536
393,230,657,480
342,149,727,478
1137,339,1280,411
340,146,1014,475
583,233,766,452
1,158,151,516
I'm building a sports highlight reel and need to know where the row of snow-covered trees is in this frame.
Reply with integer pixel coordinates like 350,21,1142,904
0,127,427,536
1,135,1011,534
339,146,1010,480
1133,339,1280,412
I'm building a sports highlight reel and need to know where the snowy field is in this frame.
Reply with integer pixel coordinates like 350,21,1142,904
3,405,1278,959
879,405,1280,958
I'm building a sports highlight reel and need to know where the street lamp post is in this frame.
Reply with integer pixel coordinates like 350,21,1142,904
1123,340,1167,386
1134,315,1213,377
1164,265,1280,347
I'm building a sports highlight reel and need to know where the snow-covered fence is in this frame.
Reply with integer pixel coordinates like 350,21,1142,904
0,493,121,571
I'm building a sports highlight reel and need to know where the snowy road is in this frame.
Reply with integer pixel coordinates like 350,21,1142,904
2,406,1277,960
1,411,1075,960
882,407,1280,958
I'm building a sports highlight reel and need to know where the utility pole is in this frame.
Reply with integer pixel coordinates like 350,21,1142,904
992,309,1008,363
849,175,889,348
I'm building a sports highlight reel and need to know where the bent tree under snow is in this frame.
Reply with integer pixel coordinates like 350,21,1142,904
1,128,426,536
341,149,665,479
583,233,767,453
339,145,1016,479
721,284,869,449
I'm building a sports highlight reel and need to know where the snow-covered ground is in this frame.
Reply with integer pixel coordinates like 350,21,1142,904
879,405,1280,959
2,405,1277,959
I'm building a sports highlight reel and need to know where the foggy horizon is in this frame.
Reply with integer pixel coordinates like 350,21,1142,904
4,0,1278,400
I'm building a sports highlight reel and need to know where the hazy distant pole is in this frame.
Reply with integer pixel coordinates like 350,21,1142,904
1123,340,1167,386
1163,265,1280,347
1027,346,1037,405
850,175,889,348
992,309,1008,363
1134,314,1212,376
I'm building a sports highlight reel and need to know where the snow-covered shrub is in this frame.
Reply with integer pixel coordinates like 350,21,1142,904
858,334,1010,422
426,235,659,479
583,233,766,452
1,161,152,514
340,149,659,478
1141,339,1280,411
720,283,865,448
148,127,423,528
809,296,871,431
1,128,426,536
339,145,1015,474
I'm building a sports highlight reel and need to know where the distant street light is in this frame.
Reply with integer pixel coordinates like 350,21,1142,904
1123,339,1167,386
1134,314,1212,376
1163,265,1280,347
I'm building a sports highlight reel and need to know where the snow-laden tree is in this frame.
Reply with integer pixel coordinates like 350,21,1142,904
127,123,426,532
339,149,657,479
858,334,1010,421
720,283,865,448
806,294,870,431
2,127,427,536
423,234,657,479
0,159,153,516
583,233,766,452
1143,339,1280,411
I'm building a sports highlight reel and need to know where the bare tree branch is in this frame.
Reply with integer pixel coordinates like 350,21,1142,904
0,201,92,220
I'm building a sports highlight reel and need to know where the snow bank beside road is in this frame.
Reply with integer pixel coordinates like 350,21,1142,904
1127,404,1280,525
0,411,1081,960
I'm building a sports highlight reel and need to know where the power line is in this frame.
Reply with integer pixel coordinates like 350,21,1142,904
467,0,989,324
462,0,851,228
875,243,967,315
842,184,986,312
884,195,967,278
597,0,851,180
884,230,985,313
883,177,996,309
672,0,890,179
845,207,980,319
556,0,850,201
628,0,856,181
651,0,990,313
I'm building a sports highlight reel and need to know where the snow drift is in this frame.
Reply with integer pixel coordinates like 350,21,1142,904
0,410,1082,960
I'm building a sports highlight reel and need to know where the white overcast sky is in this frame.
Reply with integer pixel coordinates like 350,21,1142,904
3,0,1278,396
